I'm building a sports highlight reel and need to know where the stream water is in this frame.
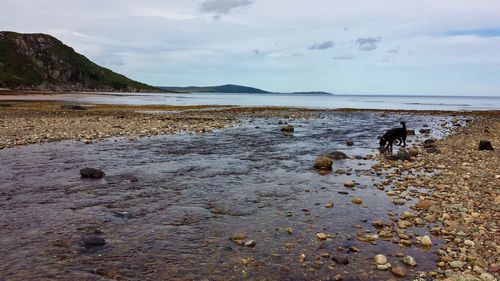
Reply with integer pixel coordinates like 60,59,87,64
0,111,456,280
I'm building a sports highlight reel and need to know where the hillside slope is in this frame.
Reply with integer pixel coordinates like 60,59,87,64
0,31,160,92
159,84,270,93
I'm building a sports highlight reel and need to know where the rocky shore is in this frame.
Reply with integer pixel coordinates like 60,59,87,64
374,117,499,280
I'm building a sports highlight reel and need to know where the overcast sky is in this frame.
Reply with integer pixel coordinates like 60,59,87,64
2,0,500,95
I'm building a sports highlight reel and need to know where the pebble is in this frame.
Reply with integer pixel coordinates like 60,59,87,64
391,266,407,277
352,198,363,204
421,235,432,246
449,260,464,269
374,254,388,265
316,233,327,240
402,256,417,266
82,235,106,249
344,180,356,188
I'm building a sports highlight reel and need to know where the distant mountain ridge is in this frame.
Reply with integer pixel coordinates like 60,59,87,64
159,84,269,93
159,84,333,95
0,31,162,92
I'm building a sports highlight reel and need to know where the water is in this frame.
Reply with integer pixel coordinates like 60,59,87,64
1,92,499,110
0,111,458,280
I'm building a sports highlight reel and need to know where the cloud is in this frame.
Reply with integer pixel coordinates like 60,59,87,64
333,55,354,60
309,40,335,50
387,47,400,53
355,37,382,51
445,28,500,38
199,0,253,17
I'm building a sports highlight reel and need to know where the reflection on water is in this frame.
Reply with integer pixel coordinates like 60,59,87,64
1,92,499,110
0,112,455,280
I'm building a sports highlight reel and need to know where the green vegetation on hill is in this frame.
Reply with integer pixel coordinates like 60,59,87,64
0,31,161,92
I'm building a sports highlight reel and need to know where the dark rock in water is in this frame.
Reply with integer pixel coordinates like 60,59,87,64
314,156,333,171
479,140,494,151
346,140,354,146
280,125,294,132
426,147,440,154
82,235,106,248
61,104,87,110
420,129,431,134
332,256,349,265
406,129,416,136
338,191,349,195
385,155,400,161
354,155,363,160
423,139,436,148
80,168,105,179
325,151,349,160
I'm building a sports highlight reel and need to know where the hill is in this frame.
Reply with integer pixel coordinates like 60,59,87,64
159,84,270,93
0,31,161,92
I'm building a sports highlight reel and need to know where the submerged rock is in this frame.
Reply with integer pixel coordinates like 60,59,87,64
314,156,333,171
402,256,417,266
280,125,294,132
80,167,105,179
82,235,106,249
421,235,432,247
374,254,388,265
346,140,354,146
332,256,349,265
390,266,407,277
325,151,349,160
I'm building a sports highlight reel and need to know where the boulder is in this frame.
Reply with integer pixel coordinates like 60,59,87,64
325,151,348,160
280,125,294,132
82,235,106,249
314,156,333,171
80,168,105,179
395,149,411,161
406,129,416,136
479,140,494,151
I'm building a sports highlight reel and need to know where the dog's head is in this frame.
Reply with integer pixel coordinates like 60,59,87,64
379,137,386,147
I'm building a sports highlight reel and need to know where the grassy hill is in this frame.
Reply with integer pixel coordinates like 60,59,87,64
0,31,161,92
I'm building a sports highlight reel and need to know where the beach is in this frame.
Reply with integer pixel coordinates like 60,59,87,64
0,97,499,280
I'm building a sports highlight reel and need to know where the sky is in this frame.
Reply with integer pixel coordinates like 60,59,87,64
2,0,500,95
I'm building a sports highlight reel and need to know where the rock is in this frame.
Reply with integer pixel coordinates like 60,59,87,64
444,274,480,281
374,254,388,265
316,233,328,240
346,140,354,146
426,147,440,154
415,199,434,209
326,202,334,208
343,180,356,188
423,139,436,148
61,104,87,110
391,266,407,277
449,260,464,269
377,263,392,270
403,256,417,266
464,240,475,247
244,240,256,247
332,256,349,265
478,140,494,151
325,151,349,160
80,167,105,179
406,129,416,136
371,220,385,229
395,149,411,161
82,235,106,248
420,129,431,134
314,156,333,171
280,125,294,132
409,148,418,157
479,273,496,281
352,198,363,204
421,235,432,246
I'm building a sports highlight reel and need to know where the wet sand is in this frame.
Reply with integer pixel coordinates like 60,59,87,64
0,101,499,280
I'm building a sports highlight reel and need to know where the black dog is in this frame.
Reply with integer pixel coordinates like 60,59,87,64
379,122,407,153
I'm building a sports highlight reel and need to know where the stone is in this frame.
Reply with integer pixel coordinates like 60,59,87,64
403,256,417,266
479,273,496,281
478,140,494,151
449,260,464,269
377,263,392,270
374,254,388,265
406,129,416,135
82,235,106,248
316,233,328,240
314,156,333,170
80,168,105,179
421,235,432,246
344,180,356,188
346,140,354,146
326,202,334,208
464,240,475,247
415,199,434,209
325,151,349,160
391,267,407,277
352,198,363,204
426,147,441,154
280,125,294,132
409,148,418,157
244,240,256,247
420,129,431,134
332,256,349,265
423,139,436,147
372,220,385,229
395,149,411,161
